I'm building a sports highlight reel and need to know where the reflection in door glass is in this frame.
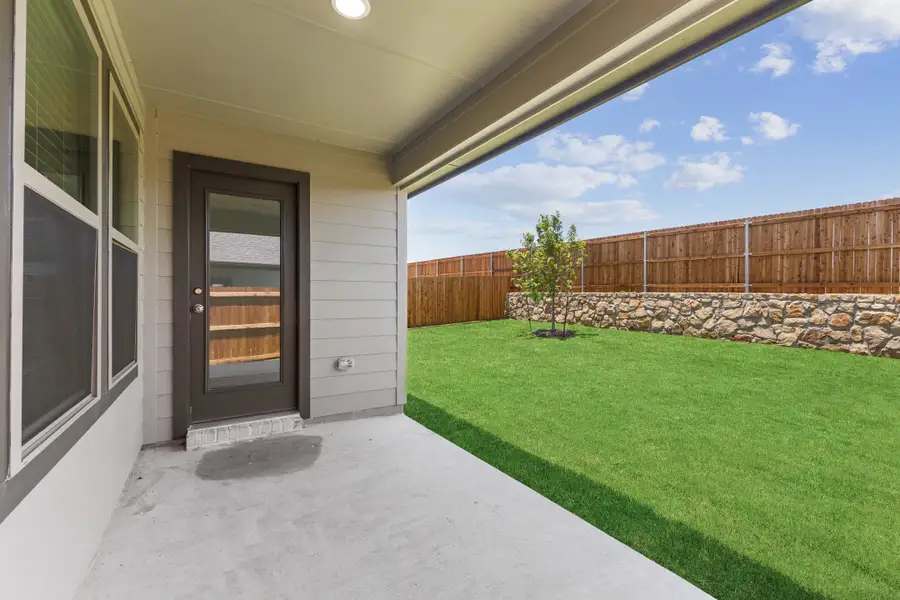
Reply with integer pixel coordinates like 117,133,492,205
207,193,282,389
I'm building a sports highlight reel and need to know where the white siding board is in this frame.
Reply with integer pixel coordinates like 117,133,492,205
311,261,396,282
311,223,396,247
157,203,172,229
156,276,173,299
310,389,397,419
311,188,397,212
311,300,396,320
311,242,396,265
311,202,396,230
157,228,172,252
311,336,396,359
311,318,397,339
156,300,173,324
157,180,173,205
311,281,396,301
311,370,397,399
156,252,173,276
310,353,397,379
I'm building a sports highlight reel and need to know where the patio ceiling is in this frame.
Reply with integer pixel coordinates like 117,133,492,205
110,0,807,193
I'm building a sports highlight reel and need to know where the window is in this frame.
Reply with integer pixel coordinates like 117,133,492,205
111,242,138,377
24,0,99,212
109,82,140,382
111,87,139,242
21,187,97,443
16,0,103,454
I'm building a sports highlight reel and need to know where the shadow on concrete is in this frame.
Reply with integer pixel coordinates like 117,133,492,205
405,395,830,600
196,434,323,481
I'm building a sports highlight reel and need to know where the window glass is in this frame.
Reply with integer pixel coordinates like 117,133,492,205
24,0,99,211
111,96,139,241
111,242,138,377
22,188,97,443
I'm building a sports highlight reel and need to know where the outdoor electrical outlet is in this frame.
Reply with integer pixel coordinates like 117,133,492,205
336,357,354,371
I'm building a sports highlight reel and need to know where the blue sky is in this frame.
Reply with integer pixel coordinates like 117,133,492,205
408,0,900,261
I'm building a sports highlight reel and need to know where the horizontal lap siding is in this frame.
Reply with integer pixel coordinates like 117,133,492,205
143,108,400,442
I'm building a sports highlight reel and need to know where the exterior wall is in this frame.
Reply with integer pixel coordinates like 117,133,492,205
507,292,900,357
0,377,142,600
142,108,405,443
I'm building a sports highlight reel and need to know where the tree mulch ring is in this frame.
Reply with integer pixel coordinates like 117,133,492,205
532,329,576,339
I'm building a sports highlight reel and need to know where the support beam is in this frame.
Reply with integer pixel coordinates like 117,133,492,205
396,0,809,195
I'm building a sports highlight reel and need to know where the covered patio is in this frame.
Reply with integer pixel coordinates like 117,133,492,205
0,1,809,598
75,415,711,599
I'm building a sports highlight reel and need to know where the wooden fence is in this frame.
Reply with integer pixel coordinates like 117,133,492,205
209,286,280,364
408,276,512,328
408,199,900,294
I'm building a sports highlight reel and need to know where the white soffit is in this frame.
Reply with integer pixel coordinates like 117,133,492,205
110,0,592,154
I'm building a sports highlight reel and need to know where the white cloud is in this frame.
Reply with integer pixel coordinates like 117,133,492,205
791,0,900,73
639,118,661,133
666,152,745,191
748,112,800,141
443,163,659,238
506,199,659,227
451,162,630,207
622,83,648,101
691,116,729,142
752,43,794,77
741,136,755,146
536,132,666,174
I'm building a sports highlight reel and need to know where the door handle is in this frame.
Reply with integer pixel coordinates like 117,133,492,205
191,304,205,314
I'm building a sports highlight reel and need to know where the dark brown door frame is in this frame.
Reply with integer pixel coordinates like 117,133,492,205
172,152,310,438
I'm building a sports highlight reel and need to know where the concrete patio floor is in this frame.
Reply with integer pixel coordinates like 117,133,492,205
76,414,712,599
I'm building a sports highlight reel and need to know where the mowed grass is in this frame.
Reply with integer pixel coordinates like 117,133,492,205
405,320,900,600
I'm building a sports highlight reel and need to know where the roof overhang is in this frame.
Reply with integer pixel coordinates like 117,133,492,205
394,0,809,196
108,0,809,194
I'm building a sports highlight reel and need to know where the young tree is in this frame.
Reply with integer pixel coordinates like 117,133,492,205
508,212,585,334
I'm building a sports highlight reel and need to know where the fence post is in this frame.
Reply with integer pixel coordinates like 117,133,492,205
460,256,464,277
580,250,585,293
643,231,648,293
434,259,438,278
892,214,896,289
744,220,751,294
415,262,418,279
868,211,874,283
490,252,494,276
831,222,835,292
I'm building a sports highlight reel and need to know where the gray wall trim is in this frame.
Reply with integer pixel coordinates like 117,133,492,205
172,152,312,439
0,0,14,480
305,404,404,426
0,367,138,526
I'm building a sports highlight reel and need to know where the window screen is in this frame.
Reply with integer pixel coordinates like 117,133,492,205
22,187,97,443
111,242,138,377
111,96,139,241
24,0,99,211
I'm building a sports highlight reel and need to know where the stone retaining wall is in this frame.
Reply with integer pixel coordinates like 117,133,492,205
506,292,900,358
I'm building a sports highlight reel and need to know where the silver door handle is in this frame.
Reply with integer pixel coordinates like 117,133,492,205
191,304,205,314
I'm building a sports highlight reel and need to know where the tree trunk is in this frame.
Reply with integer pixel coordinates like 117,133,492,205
550,294,557,332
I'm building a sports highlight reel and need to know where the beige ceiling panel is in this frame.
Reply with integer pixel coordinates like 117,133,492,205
144,87,392,154
251,0,592,83
111,0,592,153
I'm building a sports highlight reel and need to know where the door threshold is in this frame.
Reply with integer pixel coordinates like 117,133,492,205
186,411,303,451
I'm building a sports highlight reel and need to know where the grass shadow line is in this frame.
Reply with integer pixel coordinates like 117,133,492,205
405,395,831,600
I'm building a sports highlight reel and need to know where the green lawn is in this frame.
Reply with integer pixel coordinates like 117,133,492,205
405,320,900,600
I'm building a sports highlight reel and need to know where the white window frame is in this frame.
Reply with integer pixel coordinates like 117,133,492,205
8,0,105,473
108,79,141,388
